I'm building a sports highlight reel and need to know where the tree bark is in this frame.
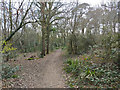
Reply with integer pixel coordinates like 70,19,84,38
41,2,46,57
82,28,84,34
46,26,50,54
41,27,46,56
9,0,12,34
3,0,6,40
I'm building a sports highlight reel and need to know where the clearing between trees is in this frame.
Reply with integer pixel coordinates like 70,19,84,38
3,49,67,88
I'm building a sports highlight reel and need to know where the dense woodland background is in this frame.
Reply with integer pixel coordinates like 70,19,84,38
0,0,120,88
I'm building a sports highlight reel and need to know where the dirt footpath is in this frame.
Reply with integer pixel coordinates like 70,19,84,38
10,49,66,88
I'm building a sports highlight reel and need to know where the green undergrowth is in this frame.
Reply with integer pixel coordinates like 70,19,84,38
1,64,22,79
64,58,120,88
26,57,40,60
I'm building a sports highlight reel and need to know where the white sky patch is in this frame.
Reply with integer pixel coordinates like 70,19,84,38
59,0,119,6
3,0,119,6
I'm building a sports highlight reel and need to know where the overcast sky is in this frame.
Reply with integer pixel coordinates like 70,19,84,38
60,0,119,6
2,0,119,7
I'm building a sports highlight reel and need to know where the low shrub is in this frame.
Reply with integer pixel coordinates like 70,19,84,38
64,58,120,88
67,34,94,55
1,64,20,79
89,33,119,68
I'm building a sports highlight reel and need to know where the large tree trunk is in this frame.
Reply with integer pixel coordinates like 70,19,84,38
82,28,84,34
73,34,77,54
3,0,6,40
3,0,8,62
41,3,46,57
41,27,46,57
9,0,12,34
46,26,50,54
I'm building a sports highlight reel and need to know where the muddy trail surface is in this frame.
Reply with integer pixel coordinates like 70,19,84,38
8,49,67,88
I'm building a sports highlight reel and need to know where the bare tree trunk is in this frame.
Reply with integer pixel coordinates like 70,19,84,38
9,0,12,34
113,23,116,33
3,0,8,62
41,2,46,57
41,27,46,57
82,28,84,34
3,0,6,40
46,26,50,54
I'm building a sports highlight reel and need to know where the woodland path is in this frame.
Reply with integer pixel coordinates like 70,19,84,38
10,49,66,88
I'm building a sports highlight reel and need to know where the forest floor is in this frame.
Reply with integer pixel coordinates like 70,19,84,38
3,49,67,88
